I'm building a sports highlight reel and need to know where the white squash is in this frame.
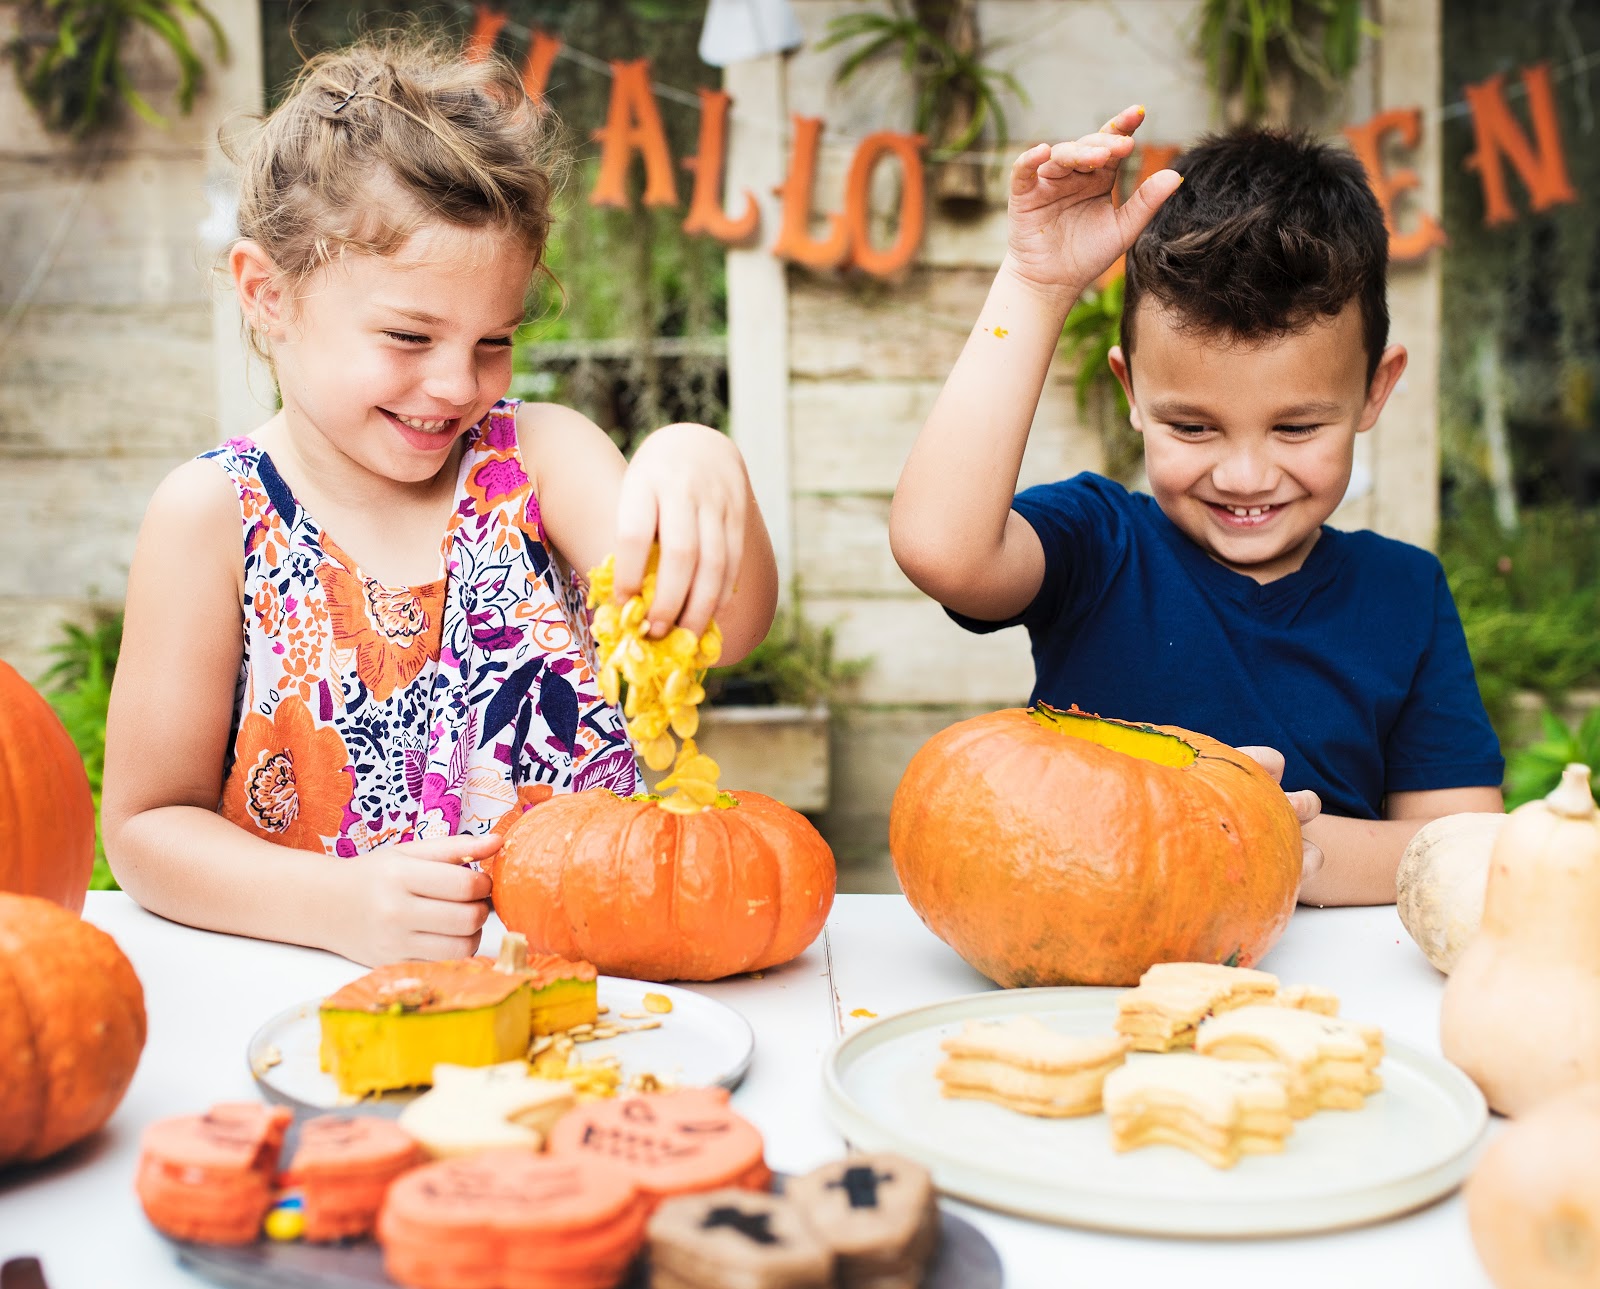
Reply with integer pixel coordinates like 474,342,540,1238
1395,812,1506,974
1441,765,1600,1117
1467,1081,1600,1288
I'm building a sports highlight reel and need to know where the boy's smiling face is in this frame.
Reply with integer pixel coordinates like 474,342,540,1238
1111,299,1406,584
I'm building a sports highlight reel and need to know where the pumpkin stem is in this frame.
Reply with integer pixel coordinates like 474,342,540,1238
495,933,529,973
1546,764,1597,820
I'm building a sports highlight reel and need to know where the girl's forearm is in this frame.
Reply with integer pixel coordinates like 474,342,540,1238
107,805,352,954
1297,813,1429,906
890,258,1082,582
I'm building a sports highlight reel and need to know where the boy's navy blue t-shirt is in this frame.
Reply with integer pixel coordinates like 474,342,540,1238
948,473,1503,821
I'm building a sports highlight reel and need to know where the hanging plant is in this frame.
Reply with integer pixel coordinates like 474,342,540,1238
8,0,228,138
1060,274,1142,485
1195,0,1373,123
818,0,1027,210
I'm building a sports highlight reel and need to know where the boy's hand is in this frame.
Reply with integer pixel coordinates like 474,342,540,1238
612,422,749,639
336,833,499,966
1237,746,1326,890
1005,104,1182,300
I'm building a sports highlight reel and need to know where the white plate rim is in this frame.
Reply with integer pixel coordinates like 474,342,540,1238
248,976,756,1111
821,986,1489,1238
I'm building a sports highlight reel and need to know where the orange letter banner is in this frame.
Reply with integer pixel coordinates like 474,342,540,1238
590,60,679,209
1462,63,1578,227
520,30,562,102
1343,108,1446,262
841,132,926,278
770,115,851,270
682,88,760,246
464,4,507,62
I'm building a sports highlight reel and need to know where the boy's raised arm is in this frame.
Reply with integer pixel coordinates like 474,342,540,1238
889,108,1182,621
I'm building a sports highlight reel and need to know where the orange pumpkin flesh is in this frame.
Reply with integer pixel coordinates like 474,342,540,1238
0,660,96,912
889,705,1303,987
490,789,836,982
0,894,147,1166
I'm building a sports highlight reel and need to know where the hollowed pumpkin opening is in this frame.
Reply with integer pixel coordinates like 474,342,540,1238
1029,705,1198,769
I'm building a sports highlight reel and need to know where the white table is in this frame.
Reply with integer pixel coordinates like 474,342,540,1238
0,893,1496,1289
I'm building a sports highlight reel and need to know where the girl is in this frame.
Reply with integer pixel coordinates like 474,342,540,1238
102,34,778,967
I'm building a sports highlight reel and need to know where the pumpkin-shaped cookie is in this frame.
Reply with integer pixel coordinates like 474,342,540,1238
545,1086,769,1207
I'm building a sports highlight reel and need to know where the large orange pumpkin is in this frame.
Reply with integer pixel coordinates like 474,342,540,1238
489,790,836,981
0,659,96,912
889,705,1303,987
0,894,147,1167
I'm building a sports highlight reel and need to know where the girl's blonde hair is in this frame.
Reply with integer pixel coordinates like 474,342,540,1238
233,30,562,356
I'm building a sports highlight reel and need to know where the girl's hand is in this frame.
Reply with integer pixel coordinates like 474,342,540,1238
334,832,500,966
1004,105,1182,300
611,423,749,638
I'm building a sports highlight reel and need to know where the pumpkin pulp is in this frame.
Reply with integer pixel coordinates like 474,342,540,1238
1029,704,1199,769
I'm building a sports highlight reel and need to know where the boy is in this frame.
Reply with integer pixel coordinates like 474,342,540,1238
888,107,1504,906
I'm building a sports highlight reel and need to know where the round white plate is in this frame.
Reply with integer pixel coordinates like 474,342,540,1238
823,987,1487,1237
250,977,754,1114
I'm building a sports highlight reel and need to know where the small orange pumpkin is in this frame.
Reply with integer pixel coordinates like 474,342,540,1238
890,705,1303,987
489,790,836,982
0,894,147,1167
0,659,96,912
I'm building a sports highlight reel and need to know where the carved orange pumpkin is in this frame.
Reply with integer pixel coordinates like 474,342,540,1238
890,706,1303,987
0,894,147,1167
0,660,96,912
490,790,836,981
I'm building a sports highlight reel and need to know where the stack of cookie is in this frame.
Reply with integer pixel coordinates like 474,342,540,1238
1102,1053,1295,1169
279,1115,424,1242
135,1102,293,1244
1195,1005,1384,1117
377,1149,648,1289
645,1152,939,1289
935,1016,1130,1117
1114,962,1280,1052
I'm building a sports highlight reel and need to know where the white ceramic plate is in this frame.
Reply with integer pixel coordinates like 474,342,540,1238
249,978,754,1114
822,987,1487,1237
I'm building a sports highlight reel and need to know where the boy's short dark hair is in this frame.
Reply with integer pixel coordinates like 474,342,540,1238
1121,128,1390,381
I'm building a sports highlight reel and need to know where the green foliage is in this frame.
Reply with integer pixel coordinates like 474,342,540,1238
40,611,123,891
1194,0,1373,121
9,0,228,137
1504,708,1600,811
1441,504,1600,732
704,603,870,710
817,0,1028,158
1060,275,1129,420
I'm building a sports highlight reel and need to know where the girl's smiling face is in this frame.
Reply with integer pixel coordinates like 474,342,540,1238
261,219,534,486
1111,299,1407,584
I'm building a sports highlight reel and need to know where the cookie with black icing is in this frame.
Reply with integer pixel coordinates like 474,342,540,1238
647,1187,831,1289
785,1152,938,1289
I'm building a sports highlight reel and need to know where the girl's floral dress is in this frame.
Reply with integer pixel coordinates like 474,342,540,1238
208,399,640,855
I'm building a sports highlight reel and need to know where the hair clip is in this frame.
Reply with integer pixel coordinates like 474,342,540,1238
332,84,360,113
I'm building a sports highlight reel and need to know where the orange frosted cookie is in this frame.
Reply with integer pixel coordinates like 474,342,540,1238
135,1102,292,1244
546,1087,769,1209
378,1148,646,1289
281,1114,425,1242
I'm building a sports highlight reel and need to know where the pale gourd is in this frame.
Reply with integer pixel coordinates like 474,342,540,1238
1441,765,1600,1117
1466,1081,1600,1288
1396,812,1506,974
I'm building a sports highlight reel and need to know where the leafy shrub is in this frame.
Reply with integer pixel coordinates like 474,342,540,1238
1504,707,1600,810
41,612,122,891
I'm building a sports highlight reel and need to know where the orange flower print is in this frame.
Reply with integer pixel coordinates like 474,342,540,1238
320,553,445,702
220,695,355,852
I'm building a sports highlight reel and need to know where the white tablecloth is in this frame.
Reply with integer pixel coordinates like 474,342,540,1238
0,893,1496,1289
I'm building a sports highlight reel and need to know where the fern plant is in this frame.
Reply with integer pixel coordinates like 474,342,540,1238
1195,0,1372,122
41,612,123,890
1060,274,1143,483
817,0,1027,160
1505,706,1600,811
9,0,228,137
